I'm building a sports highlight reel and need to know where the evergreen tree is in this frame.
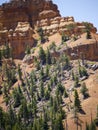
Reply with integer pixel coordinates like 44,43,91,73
64,89,68,98
72,70,75,80
74,89,81,111
40,81,44,98
0,50,2,65
49,41,56,51
19,99,29,123
8,106,16,128
74,76,79,88
54,114,64,130
37,27,45,43
45,64,49,77
17,64,22,81
57,82,65,95
85,122,89,130
39,47,46,64
86,30,91,39
46,48,51,64
5,43,11,58
80,82,88,98
0,107,5,129
89,121,96,130
25,45,31,55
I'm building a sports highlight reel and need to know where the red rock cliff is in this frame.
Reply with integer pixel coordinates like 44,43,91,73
0,0,60,30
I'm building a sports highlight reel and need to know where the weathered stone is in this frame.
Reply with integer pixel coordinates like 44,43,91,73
0,0,60,29
0,0,97,59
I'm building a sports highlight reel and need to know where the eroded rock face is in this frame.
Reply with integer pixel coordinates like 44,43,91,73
0,22,34,58
36,16,97,36
0,0,60,29
0,0,60,58
0,0,97,59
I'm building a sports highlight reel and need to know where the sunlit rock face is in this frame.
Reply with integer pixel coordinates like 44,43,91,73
0,0,97,58
0,0,60,30
0,0,60,58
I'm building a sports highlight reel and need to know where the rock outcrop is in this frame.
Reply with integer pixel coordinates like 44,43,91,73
0,0,97,58
0,0,60,30
0,22,34,58
0,0,60,58
36,16,97,36
53,33,98,61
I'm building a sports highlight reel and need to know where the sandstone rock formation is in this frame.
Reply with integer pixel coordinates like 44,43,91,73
0,0,60,29
36,16,97,36
0,22,34,58
0,0,60,58
0,0,97,58
53,33,98,61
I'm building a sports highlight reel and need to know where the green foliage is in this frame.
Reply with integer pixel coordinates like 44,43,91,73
44,89,50,100
73,35,78,41
57,82,65,95
17,64,22,81
82,22,93,32
79,66,88,77
86,30,92,39
71,70,75,80
74,76,79,88
64,89,68,98
54,114,64,130
13,87,23,108
61,32,69,44
40,81,44,98
19,99,29,121
74,89,81,111
39,47,46,64
89,121,96,130
25,45,31,55
61,54,70,70
80,82,88,98
37,27,45,43
46,48,52,64
45,64,49,77
94,105,98,126
0,44,12,61
65,23,77,36
49,41,56,51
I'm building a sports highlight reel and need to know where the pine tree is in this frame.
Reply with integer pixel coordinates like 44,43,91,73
37,27,45,43
40,81,44,98
25,45,31,55
89,121,96,130
8,106,16,128
80,82,88,98
0,107,4,129
85,122,89,130
72,70,75,80
54,114,64,130
39,47,46,64
86,30,91,39
74,89,81,111
64,89,68,98
45,64,49,77
74,76,79,88
46,48,51,64
17,64,22,81
19,99,29,123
